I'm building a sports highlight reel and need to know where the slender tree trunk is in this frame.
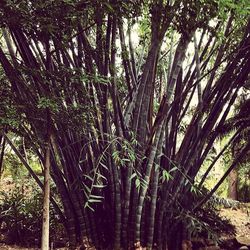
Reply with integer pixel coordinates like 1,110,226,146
41,141,51,250
228,169,238,200
0,135,6,176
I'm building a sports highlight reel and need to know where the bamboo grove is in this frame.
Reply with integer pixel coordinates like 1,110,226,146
0,0,250,249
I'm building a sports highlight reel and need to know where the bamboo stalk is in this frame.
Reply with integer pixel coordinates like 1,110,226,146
135,120,164,246
147,126,165,249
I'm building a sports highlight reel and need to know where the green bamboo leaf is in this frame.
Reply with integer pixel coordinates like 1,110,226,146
162,170,171,182
99,161,109,170
169,166,178,173
135,178,140,188
89,194,103,199
129,172,137,180
104,2,114,12
83,183,91,193
93,184,106,188
128,151,136,161
97,174,107,181
88,199,103,203
83,175,94,181
121,158,130,162
84,202,95,212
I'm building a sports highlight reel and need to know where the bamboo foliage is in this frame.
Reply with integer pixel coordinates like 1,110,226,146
0,1,250,249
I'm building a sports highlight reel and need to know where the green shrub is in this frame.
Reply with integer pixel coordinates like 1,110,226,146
0,179,64,246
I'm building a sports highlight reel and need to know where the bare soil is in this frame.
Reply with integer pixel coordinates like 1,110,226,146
0,245,67,250
220,206,250,246
0,244,37,250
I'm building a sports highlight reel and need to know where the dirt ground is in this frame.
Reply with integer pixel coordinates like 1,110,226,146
0,245,36,250
0,245,67,250
220,206,250,246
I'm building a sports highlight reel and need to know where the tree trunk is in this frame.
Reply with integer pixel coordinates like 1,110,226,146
41,143,51,250
0,135,6,176
228,169,238,200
